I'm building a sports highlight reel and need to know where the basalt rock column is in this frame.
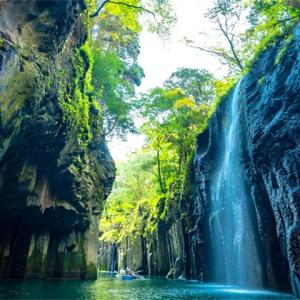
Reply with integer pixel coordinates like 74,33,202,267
194,24,300,296
0,0,115,279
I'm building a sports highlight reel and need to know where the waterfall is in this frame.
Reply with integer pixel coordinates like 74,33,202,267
209,81,263,288
110,243,118,272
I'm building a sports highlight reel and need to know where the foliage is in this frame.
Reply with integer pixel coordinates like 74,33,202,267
164,68,216,104
58,40,98,148
80,0,175,139
186,0,300,76
90,0,147,138
100,68,214,243
138,85,211,179
93,0,142,49
100,152,160,242
94,0,175,239
210,76,237,112
91,0,176,38
143,0,177,38
92,47,137,138
243,0,300,67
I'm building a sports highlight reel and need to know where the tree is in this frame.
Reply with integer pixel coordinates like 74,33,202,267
91,0,176,38
100,152,160,242
90,0,156,19
90,0,144,138
89,0,175,138
164,68,216,104
137,69,213,185
100,68,215,244
185,0,245,74
92,48,138,138
186,0,300,75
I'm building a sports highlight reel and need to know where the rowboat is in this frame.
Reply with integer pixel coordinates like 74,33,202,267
119,274,138,280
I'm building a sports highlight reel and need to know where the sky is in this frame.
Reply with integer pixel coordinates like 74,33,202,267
108,0,226,161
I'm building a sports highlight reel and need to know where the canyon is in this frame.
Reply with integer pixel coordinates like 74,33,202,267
0,1,299,299
99,23,300,298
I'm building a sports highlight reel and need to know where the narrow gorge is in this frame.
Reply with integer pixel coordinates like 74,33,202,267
99,23,300,298
0,0,299,299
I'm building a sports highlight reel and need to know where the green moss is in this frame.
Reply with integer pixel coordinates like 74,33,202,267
80,41,94,92
58,40,101,149
258,76,265,85
47,78,51,89
275,34,293,65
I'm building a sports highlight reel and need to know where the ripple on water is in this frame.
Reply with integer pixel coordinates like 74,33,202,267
0,277,296,300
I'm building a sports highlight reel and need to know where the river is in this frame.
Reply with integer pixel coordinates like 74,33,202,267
0,274,295,299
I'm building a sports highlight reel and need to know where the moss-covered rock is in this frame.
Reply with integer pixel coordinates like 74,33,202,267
0,0,115,279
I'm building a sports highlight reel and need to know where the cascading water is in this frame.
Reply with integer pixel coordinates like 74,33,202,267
109,243,118,272
209,81,263,288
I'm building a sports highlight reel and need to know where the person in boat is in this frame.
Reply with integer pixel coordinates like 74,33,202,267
119,268,126,275
126,267,134,275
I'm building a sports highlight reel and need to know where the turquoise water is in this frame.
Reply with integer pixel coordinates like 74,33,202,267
0,275,295,299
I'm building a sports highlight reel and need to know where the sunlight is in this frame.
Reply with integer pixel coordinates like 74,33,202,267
0,0,299,298
108,0,227,162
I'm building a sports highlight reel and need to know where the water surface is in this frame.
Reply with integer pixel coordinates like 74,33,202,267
0,274,295,299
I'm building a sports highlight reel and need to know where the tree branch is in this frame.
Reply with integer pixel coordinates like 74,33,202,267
90,0,155,18
156,146,165,194
189,44,238,66
103,116,119,137
266,16,298,30
90,0,110,18
216,18,244,71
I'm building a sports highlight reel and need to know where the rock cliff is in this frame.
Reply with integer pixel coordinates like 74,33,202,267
0,0,115,279
194,24,300,295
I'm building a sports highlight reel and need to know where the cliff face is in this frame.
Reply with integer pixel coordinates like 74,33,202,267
110,221,185,277
194,24,300,295
242,24,300,294
0,1,115,279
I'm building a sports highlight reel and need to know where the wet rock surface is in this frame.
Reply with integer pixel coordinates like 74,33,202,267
0,0,115,279
194,24,300,296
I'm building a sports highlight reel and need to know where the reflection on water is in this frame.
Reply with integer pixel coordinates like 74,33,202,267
0,274,295,300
